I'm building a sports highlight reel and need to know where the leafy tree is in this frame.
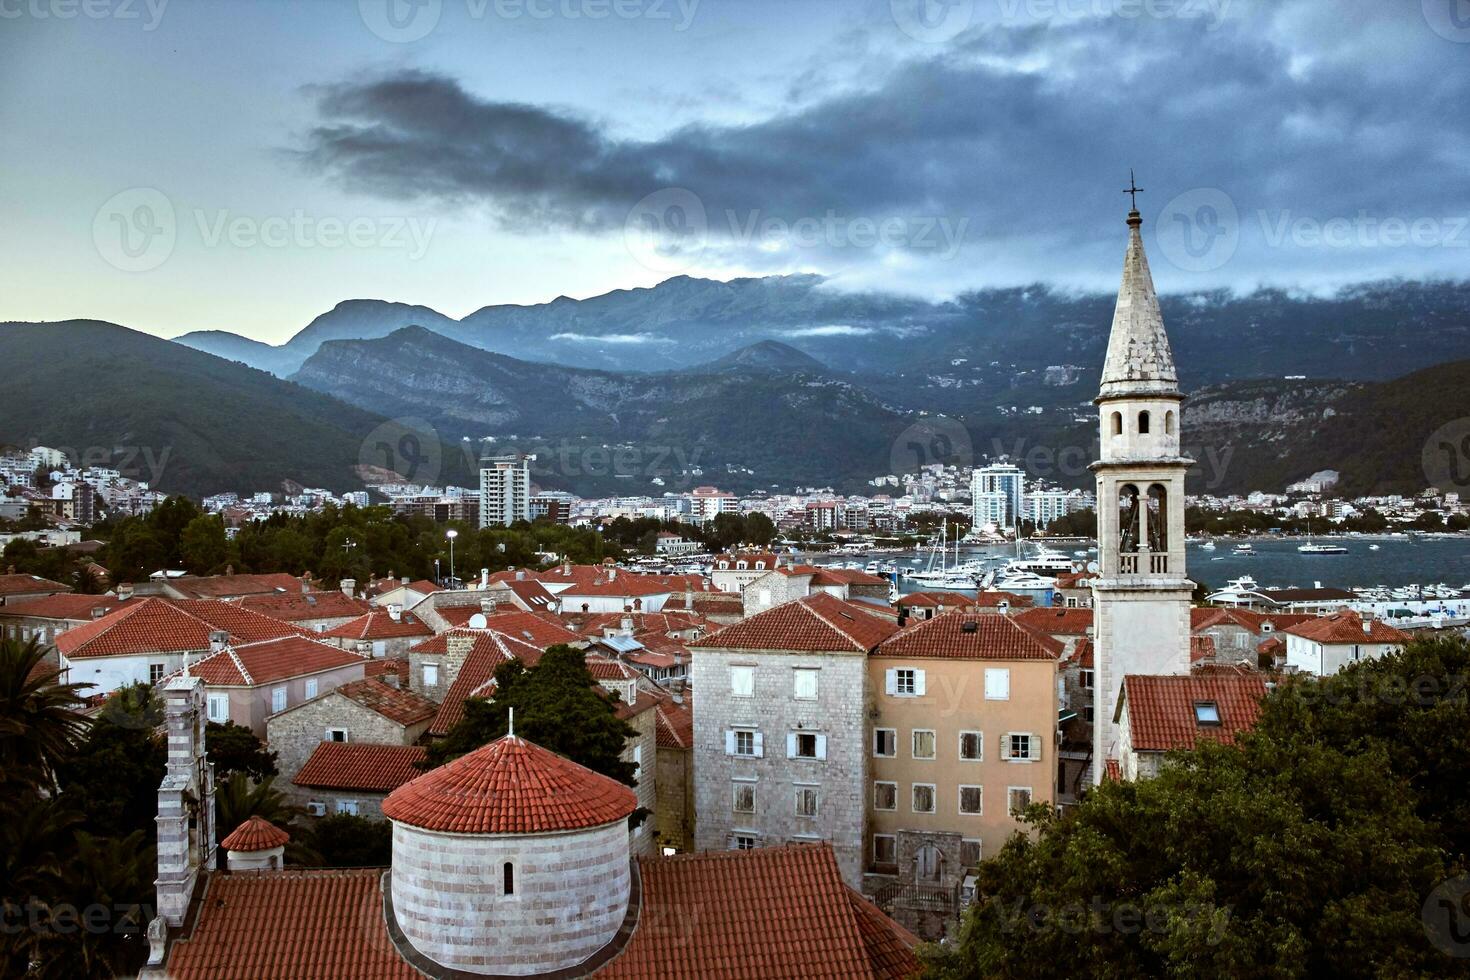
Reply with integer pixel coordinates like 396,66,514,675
205,721,279,781
55,685,166,841
304,814,391,867
425,645,639,788
923,636,1470,979
706,512,748,551
744,512,777,546
179,514,230,573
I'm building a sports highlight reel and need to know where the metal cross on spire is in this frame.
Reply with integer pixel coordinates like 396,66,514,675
1124,169,1144,211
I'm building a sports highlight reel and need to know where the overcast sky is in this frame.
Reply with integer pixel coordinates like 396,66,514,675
3,0,1467,344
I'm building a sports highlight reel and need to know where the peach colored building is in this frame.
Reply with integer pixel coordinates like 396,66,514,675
865,610,1061,938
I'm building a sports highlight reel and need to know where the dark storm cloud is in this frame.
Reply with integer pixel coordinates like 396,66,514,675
296,6,1470,284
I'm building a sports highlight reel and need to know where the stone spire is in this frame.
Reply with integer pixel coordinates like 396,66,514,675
1099,209,1178,399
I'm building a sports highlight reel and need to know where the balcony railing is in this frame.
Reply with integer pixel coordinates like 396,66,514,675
872,880,964,917
1117,553,1169,575
1150,553,1169,574
1118,554,1138,574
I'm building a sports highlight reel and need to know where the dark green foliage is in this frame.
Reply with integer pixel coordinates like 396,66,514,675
923,636,1470,979
425,645,639,787
205,721,279,782
306,814,391,868
55,684,167,842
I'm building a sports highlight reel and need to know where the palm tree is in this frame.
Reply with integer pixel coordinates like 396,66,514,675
0,798,82,976
0,635,93,797
214,773,320,866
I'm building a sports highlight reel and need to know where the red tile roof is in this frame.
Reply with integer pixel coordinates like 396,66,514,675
808,567,888,587
220,815,290,852
877,611,1063,661
1281,610,1410,644
692,593,899,654
185,636,366,687
1102,758,1122,782
369,578,440,597
563,610,708,638
1013,606,1094,636
329,678,437,726
293,742,428,793
1191,635,1217,663
0,593,138,622
239,591,370,622
165,573,305,599
0,573,72,598
364,657,409,686
597,843,918,979
655,699,694,750
1064,638,1094,668
382,735,637,834
55,597,304,659
421,629,550,736
324,610,433,641
163,869,419,980
1121,673,1268,753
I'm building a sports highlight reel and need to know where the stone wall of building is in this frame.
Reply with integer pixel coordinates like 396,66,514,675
624,705,657,857
654,744,693,852
265,694,422,783
691,646,867,888
285,786,393,820
390,819,629,976
740,572,811,618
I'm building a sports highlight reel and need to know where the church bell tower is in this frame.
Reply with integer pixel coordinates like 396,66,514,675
1090,185,1194,780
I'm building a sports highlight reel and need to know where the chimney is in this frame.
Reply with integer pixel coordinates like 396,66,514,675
340,578,356,598
117,581,133,600
515,569,526,582
400,576,409,586
608,567,617,582
209,630,229,653
149,675,216,948
225,564,234,577
92,606,107,620
480,568,490,589
620,615,633,634
669,676,686,702
300,573,310,594
388,603,402,622
442,632,476,694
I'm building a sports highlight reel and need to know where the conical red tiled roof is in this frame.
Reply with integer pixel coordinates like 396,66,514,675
220,816,290,852
382,735,636,835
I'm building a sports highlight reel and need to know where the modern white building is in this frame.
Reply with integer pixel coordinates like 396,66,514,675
971,464,1024,529
1089,203,1194,782
479,452,532,527
1024,488,1071,529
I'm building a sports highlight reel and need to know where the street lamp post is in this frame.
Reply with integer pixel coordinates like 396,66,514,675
446,529,458,587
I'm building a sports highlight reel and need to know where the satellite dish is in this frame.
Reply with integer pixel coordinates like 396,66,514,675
468,613,488,629
1085,561,1099,574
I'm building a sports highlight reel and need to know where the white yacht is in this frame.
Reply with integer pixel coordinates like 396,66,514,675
1232,542,1255,556
1298,521,1347,555
1199,540,1216,551
906,520,978,591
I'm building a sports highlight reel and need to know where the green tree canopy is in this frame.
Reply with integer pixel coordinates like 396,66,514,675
205,721,279,782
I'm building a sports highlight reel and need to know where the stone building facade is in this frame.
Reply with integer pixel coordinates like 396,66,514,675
265,681,434,783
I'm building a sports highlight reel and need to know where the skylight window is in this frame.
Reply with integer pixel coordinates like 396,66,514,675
1194,701,1221,726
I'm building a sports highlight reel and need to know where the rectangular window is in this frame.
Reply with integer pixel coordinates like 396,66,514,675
335,799,360,816
873,728,896,758
304,678,318,699
1003,733,1041,762
911,729,936,760
727,729,761,757
895,668,916,696
984,668,1011,700
731,834,758,850
959,731,983,761
961,839,982,867
912,783,936,814
271,687,286,713
959,785,984,815
206,693,229,723
731,665,754,698
632,744,642,782
148,663,165,684
1008,787,1033,815
873,781,897,811
325,728,347,742
873,834,897,866
1084,704,1095,724
423,662,439,688
733,782,755,813
1081,669,1094,690
793,668,818,700
794,787,818,818
789,732,824,760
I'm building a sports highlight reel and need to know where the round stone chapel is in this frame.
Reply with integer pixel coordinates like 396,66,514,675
382,733,638,976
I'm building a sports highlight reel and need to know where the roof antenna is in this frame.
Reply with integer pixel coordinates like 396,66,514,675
508,706,515,738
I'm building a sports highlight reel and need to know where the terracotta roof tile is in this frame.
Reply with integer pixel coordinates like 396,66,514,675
167,573,305,599
183,635,366,687
239,591,371,622
878,611,1063,661
323,610,433,641
1013,606,1094,636
382,734,637,834
1281,610,1410,644
364,658,409,686
0,593,138,622
55,597,304,659
220,815,290,852
1121,673,1268,753
1064,638,1094,668
597,843,917,979
655,699,694,750
331,678,437,726
293,742,428,793
1191,635,1216,662
163,869,417,980
422,629,549,736
692,593,899,654
0,573,72,597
